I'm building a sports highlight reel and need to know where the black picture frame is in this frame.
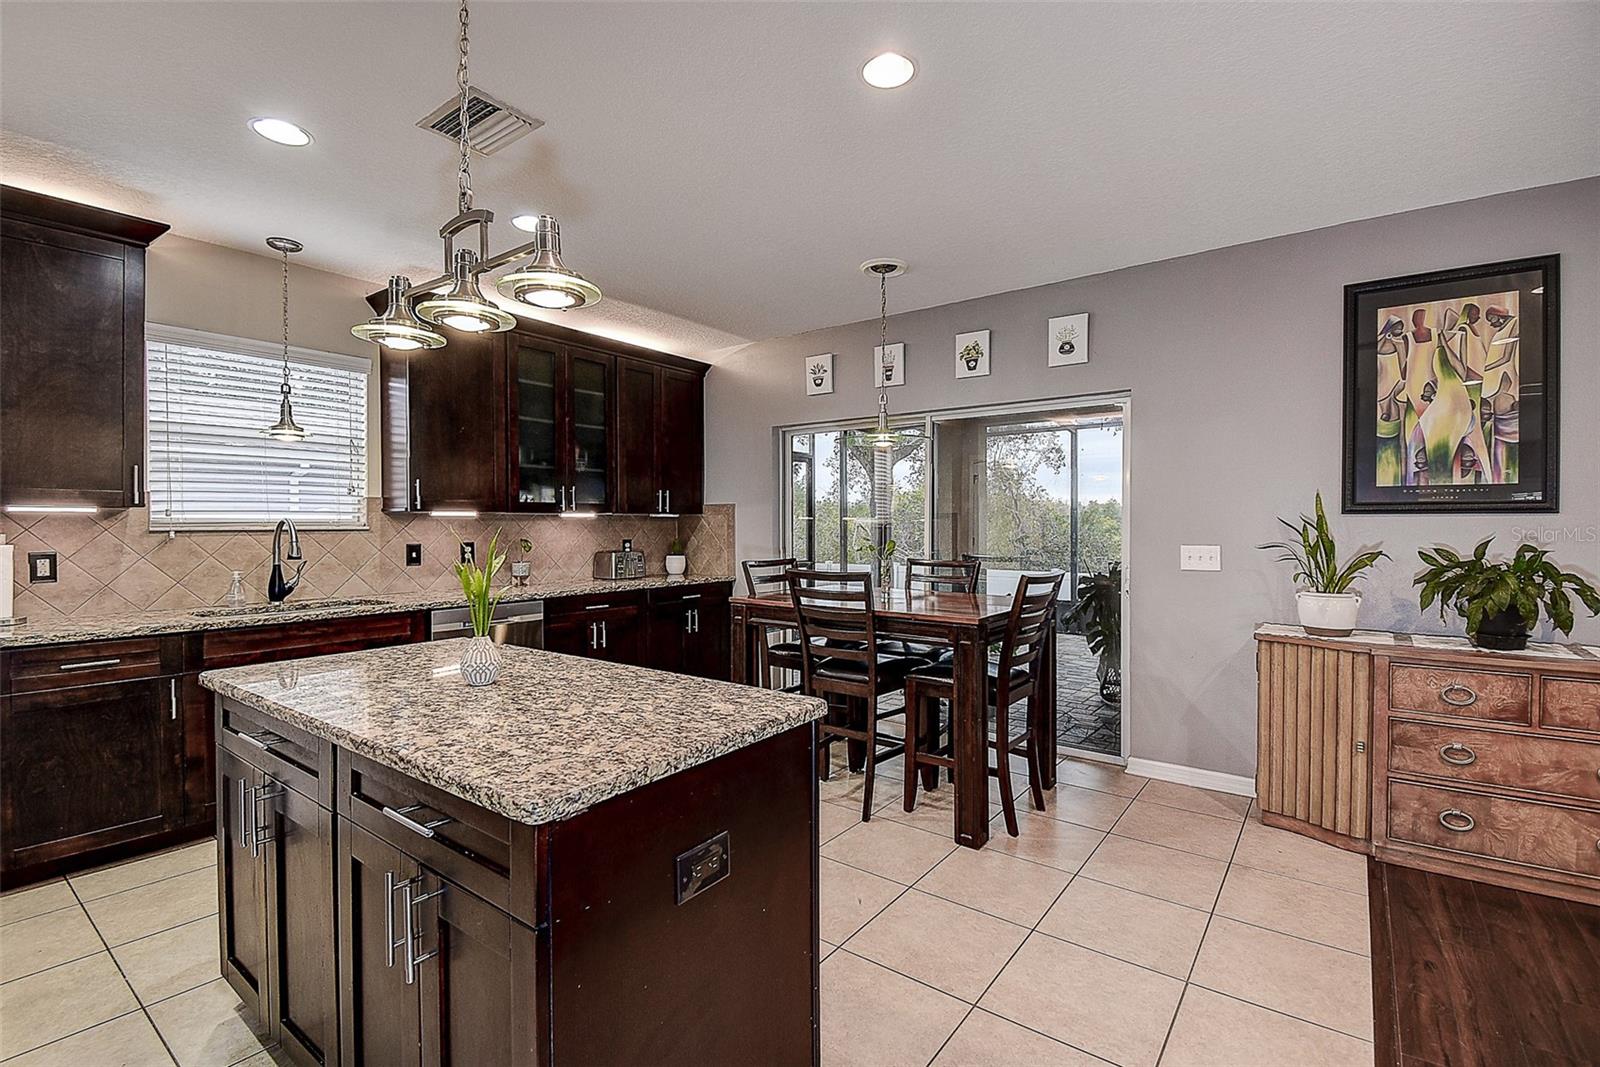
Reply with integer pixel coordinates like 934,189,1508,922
1342,255,1559,513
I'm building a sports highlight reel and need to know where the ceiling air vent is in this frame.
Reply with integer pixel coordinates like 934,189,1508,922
416,89,543,156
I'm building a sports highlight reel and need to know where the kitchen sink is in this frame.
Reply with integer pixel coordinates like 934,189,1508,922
191,597,391,619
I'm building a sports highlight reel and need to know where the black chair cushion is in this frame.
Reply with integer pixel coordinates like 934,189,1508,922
813,653,917,688
771,637,864,658
907,658,1031,692
878,640,945,660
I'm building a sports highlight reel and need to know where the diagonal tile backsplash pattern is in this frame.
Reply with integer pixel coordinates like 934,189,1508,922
3,500,735,625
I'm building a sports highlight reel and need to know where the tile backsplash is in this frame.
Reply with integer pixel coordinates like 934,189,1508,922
2,500,734,624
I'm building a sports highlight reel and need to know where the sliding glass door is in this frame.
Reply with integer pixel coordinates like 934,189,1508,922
783,425,929,576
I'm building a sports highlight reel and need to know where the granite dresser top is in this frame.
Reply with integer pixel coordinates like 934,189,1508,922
1254,622,1600,662
0,575,736,650
200,639,824,826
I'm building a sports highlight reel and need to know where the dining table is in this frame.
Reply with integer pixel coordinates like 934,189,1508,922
729,586,1057,850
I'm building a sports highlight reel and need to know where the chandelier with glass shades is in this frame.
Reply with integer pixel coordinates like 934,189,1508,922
352,0,601,351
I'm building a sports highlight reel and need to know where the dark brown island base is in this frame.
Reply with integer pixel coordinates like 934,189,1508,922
200,640,825,1067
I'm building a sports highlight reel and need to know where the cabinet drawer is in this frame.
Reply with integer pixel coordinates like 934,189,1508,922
201,612,423,670
545,589,646,619
1543,677,1600,735
218,699,332,808
1387,780,1600,879
5,637,173,694
1388,720,1600,803
647,583,729,609
1389,663,1531,723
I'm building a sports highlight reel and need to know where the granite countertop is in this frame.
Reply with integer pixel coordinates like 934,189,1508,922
1254,622,1600,662
200,640,825,825
0,574,736,649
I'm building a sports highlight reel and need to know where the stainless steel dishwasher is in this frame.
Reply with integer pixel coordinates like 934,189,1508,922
428,598,544,648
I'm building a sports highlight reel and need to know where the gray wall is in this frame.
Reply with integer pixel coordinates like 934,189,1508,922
704,177,1600,779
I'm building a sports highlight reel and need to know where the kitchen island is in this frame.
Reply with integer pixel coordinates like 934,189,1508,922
200,639,825,1067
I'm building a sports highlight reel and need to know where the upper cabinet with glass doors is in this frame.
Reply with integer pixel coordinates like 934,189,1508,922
508,335,615,514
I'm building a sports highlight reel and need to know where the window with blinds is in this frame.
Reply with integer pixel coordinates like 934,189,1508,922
146,325,369,530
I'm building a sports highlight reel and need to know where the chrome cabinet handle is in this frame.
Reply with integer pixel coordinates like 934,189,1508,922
1439,742,1477,767
1438,808,1475,833
559,486,567,511
384,872,414,969
250,780,284,857
691,608,700,633
237,730,284,752
131,464,142,506
58,658,121,672
238,778,252,853
169,679,178,721
584,603,612,610
685,609,693,633
664,489,671,513
403,880,445,984
600,619,608,648
1440,683,1479,708
382,803,452,839
412,479,422,511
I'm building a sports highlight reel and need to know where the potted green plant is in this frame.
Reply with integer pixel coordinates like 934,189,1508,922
1064,565,1121,705
454,531,507,686
665,537,688,577
1259,492,1387,636
509,537,533,587
1415,538,1600,651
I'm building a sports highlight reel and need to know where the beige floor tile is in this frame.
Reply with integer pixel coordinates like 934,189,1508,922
1161,985,1375,1067
820,800,862,844
0,905,104,983
146,977,271,1067
111,914,220,1005
930,1009,1106,1066
981,933,1184,1067
1231,819,1368,896
1215,865,1370,956
229,1049,295,1067
881,787,999,838
1190,917,1373,1041
1054,758,1147,798
3,1009,176,1067
1030,782,1133,831
1037,877,1210,979
820,858,904,944
820,950,966,1067
1135,779,1251,821
985,811,1104,873
819,770,899,813
82,867,217,948
821,819,956,885
1079,835,1228,911
0,953,139,1059
846,889,1028,1003
1111,800,1242,861
914,846,1072,927
69,841,216,903
0,882,79,928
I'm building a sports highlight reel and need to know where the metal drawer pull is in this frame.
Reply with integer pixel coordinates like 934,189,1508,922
238,778,253,853
1440,683,1479,708
58,658,122,672
1438,808,1476,833
382,803,452,839
1439,743,1477,767
384,872,416,969
403,881,446,983
584,603,612,610
237,730,284,752
250,781,285,857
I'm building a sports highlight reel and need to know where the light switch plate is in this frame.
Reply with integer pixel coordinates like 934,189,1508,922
405,543,423,567
1180,545,1221,571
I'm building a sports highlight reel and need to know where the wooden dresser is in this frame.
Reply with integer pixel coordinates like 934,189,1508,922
1255,625,1600,904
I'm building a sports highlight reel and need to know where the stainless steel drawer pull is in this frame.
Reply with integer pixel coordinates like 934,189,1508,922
1439,743,1477,767
1440,683,1479,708
250,781,284,857
238,778,253,853
403,881,445,983
584,603,612,610
237,731,284,752
131,464,143,506
169,679,178,721
384,872,415,969
58,658,122,672
1438,808,1476,833
382,803,452,839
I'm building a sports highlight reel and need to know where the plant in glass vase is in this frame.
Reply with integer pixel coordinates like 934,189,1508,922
454,531,507,686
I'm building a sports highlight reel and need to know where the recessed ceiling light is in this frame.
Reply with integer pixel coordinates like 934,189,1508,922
511,214,541,232
862,52,915,89
249,117,313,146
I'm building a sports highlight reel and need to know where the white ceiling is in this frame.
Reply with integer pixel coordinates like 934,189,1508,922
2,2,1596,361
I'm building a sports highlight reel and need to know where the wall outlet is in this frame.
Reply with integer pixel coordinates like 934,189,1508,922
1180,545,1221,571
405,543,423,567
27,551,57,583
459,541,476,566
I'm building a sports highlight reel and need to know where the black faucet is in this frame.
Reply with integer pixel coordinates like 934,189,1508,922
267,518,306,604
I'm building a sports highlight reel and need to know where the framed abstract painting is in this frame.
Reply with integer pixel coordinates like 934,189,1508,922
1342,255,1559,513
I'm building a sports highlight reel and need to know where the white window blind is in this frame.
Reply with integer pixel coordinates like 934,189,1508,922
146,325,369,530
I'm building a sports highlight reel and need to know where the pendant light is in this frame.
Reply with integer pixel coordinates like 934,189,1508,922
854,259,926,452
352,0,601,350
261,237,309,442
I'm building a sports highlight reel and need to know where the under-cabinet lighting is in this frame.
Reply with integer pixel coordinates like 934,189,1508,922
559,511,598,520
5,504,99,514
429,509,479,518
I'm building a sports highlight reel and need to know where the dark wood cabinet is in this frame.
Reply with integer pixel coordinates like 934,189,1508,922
0,187,167,510
545,592,646,665
219,747,270,1021
338,822,422,1067
614,358,704,515
647,586,730,680
507,335,613,514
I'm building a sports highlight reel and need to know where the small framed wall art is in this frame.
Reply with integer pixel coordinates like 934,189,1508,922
1048,313,1089,367
955,330,990,379
805,353,835,395
874,343,905,388
1343,254,1559,513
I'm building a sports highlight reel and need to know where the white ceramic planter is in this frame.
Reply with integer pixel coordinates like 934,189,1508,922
665,554,687,576
459,635,502,686
1296,591,1362,637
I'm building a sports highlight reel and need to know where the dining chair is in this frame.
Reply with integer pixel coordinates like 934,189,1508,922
884,557,983,662
786,568,919,821
741,557,808,691
900,571,1064,837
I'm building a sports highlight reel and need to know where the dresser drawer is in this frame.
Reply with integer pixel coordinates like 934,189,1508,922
1388,720,1600,803
1387,780,1600,879
5,637,176,694
1542,677,1600,735
1389,663,1531,723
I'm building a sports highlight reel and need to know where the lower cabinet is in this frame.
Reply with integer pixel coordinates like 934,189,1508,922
546,582,731,678
544,592,646,665
646,586,730,680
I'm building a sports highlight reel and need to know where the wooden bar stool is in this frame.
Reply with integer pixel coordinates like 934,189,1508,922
886,557,982,661
901,572,1064,837
787,568,919,821
741,557,808,691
